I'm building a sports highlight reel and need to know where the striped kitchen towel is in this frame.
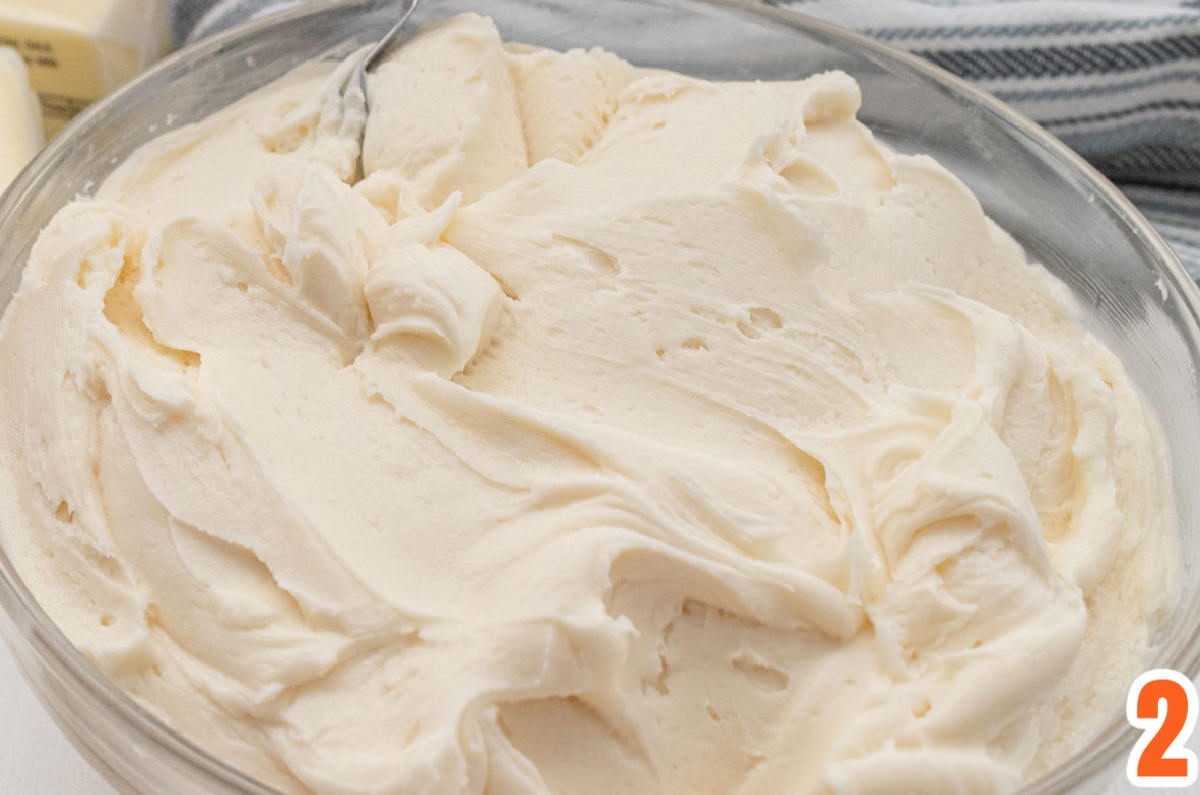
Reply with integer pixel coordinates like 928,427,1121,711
777,0,1200,279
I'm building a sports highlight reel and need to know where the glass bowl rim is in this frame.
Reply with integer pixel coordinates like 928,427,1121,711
0,0,1197,793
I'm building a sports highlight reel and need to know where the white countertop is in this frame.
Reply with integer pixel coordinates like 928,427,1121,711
0,644,108,793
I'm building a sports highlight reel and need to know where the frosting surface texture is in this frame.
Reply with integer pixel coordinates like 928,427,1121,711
0,14,1177,795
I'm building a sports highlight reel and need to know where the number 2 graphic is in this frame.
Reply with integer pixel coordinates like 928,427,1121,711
1127,669,1198,788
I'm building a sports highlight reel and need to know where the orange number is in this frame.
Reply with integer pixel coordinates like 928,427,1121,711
1138,679,1190,777
1127,669,1197,788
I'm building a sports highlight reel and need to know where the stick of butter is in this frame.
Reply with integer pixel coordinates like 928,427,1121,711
0,45,41,191
0,0,169,136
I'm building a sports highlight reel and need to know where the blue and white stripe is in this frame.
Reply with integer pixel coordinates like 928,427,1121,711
781,0,1200,278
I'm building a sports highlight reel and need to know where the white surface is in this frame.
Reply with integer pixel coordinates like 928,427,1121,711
0,645,110,794
0,640,1191,793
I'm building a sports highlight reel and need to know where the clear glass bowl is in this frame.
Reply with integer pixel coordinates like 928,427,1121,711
1,1,1198,792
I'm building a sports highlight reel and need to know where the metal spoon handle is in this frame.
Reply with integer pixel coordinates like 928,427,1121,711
346,0,420,181
358,0,421,115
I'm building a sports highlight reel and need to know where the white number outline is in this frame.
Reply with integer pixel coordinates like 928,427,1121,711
1127,668,1198,788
